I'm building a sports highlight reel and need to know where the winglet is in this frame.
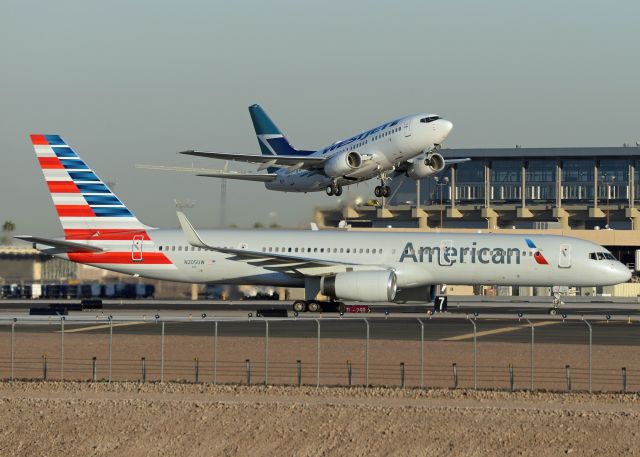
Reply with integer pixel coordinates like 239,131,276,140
176,211,209,249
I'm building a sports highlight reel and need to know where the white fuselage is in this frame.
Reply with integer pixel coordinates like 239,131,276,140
46,230,631,290
265,114,452,192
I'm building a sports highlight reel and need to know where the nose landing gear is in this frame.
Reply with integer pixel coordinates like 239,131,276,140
548,293,564,315
325,180,343,197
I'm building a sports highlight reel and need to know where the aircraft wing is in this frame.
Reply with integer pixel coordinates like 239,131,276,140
136,165,277,182
179,150,327,170
176,212,379,276
14,236,104,253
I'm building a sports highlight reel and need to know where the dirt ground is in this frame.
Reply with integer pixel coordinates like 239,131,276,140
0,381,639,457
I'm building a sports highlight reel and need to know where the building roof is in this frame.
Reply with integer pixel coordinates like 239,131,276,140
442,146,640,160
0,246,40,257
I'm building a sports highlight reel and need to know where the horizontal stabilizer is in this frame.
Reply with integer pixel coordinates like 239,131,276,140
14,236,104,253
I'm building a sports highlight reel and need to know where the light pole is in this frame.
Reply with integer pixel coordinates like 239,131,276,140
434,176,449,228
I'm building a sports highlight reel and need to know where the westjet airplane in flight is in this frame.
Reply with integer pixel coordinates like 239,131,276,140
20,135,630,314
154,105,462,198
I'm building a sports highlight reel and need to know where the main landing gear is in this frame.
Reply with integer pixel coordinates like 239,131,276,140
325,180,343,197
292,300,346,313
374,175,390,198
374,185,390,198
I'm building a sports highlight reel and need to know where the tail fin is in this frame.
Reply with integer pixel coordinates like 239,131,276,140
30,134,147,240
248,104,302,156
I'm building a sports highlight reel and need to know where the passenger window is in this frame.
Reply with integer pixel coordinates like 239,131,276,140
288,247,292,252
346,248,350,253
275,247,279,252
314,248,318,252
171,246,175,251
340,248,344,253
320,248,324,253
159,246,163,251
295,247,298,252
372,249,376,254
178,246,182,251
366,249,370,253
359,248,363,253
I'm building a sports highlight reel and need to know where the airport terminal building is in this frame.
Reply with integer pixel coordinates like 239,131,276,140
315,145,640,269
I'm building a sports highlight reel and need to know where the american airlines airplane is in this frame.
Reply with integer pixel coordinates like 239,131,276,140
20,135,630,314
169,104,462,198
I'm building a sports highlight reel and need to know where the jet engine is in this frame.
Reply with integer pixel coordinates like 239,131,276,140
320,270,397,302
324,151,362,177
406,152,446,179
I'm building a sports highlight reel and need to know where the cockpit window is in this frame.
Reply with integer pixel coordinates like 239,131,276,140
590,252,617,261
420,116,440,123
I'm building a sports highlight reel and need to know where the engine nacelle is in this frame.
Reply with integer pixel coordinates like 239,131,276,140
406,152,446,179
320,270,397,302
324,151,362,177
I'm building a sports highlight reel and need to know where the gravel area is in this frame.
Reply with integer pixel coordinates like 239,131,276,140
0,381,639,456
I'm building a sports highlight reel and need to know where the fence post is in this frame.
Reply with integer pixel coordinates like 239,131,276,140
509,363,514,392
213,321,218,385
525,318,534,391
364,319,370,387
60,317,64,381
583,319,592,393
468,318,477,389
565,365,571,391
194,358,199,383
246,359,251,385
141,357,146,382
92,357,97,382
108,316,113,383
43,354,48,381
453,363,458,389
348,360,352,386
264,320,269,386
622,367,627,393
417,318,424,388
315,319,321,388
10,320,15,381
297,360,302,387
400,362,405,388
160,320,165,383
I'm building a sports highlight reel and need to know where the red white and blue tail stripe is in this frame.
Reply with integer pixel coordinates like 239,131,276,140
30,134,175,270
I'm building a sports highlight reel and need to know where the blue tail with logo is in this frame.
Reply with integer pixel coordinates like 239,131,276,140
248,104,313,157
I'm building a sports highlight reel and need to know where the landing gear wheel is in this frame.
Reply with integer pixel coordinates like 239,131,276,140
293,300,307,313
374,186,383,198
337,302,346,314
325,185,334,196
548,308,558,316
382,185,390,198
334,185,343,196
308,301,321,313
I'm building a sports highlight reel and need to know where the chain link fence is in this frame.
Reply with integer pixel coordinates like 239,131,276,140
0,314,638,392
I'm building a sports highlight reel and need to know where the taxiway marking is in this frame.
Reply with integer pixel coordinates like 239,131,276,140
441,320,559,341
61,322,147,333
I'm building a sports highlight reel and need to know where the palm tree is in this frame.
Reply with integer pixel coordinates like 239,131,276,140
2,220,15,245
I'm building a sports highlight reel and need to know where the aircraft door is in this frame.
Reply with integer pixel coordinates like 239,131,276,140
439,240,453,266
131,235,144,262
403,118,412,137
559,244,571,268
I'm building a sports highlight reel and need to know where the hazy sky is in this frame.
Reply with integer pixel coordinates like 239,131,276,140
1,0,639,236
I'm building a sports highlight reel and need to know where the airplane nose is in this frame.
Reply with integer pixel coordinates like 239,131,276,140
615,263,632,283
436,119,453,141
